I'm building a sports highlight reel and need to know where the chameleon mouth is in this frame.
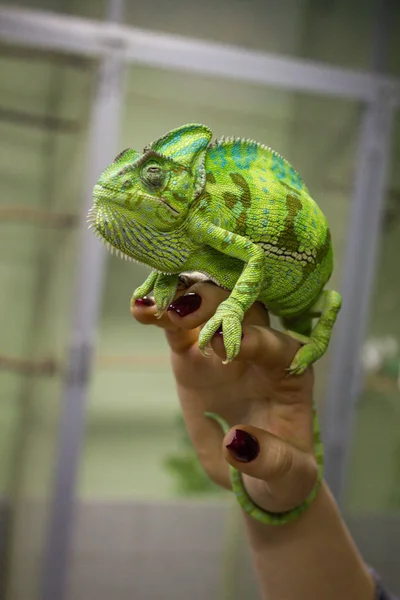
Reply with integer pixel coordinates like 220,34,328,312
140,193,179,215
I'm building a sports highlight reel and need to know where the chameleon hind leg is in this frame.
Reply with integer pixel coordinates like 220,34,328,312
282,289,342,376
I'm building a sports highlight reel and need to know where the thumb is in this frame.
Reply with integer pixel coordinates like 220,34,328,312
222,425,320,514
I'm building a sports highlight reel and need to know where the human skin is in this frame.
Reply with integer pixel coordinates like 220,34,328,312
131,279,375,600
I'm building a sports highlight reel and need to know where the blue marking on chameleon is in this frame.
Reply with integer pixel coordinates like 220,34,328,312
199,199,208,210
288,166,303,191
232,203,243,218
230,140,243,165
154,132,182,152
210,145,228,169
271,153,286,180
262,187,269,194
171,138,208,160
231,141,258,170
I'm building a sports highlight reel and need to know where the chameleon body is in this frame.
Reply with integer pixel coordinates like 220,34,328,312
88,123,341,523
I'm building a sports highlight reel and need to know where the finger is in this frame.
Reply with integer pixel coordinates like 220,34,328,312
222,424,319,513
165,282,272,359
211,323,307,380
166,282,229,330
130,296,199,353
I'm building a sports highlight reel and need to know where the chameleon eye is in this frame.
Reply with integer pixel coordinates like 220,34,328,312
143,163,165,188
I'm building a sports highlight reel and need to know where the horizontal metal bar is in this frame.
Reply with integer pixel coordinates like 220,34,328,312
0,205,77,227
121,29,395,102
0,354,58,376
1,5,399,103
0,107,79,132
0,6,108,57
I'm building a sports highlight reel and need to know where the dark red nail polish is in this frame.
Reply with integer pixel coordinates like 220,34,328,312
226,430,260,462
167,293,201,317
135,297,154,307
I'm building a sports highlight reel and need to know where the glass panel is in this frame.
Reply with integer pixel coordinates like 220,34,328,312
0,44,97,599
79,62,361,504
346,114,400,514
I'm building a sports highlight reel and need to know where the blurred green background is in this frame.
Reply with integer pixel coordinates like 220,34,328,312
1,0,399,509
0,6,400,598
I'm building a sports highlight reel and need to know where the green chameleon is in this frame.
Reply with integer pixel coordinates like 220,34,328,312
88,123,341,523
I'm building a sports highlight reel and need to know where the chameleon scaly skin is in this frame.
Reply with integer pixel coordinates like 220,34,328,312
88,123,341,523
88,123,341,374
205,411,324,525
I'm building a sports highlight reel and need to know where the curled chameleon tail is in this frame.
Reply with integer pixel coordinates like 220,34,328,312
205,410,324,525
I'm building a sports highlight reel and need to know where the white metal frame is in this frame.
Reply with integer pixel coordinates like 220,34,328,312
0,4,398,600
1,5,400,101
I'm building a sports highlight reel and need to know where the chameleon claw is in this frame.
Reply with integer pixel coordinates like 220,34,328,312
285,364,307,377
222,357,233,365
199,344,213,358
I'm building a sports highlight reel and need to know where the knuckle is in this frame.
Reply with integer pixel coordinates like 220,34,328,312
266,440,294,481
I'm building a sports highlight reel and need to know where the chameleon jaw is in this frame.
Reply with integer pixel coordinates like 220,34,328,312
86,207,138,263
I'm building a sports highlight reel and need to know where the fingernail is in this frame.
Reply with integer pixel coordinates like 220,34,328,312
167,293,201,317
214,326,244,340
226,430,260,462
134,297,155,307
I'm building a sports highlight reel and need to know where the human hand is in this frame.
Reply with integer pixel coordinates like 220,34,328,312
131,279,320,515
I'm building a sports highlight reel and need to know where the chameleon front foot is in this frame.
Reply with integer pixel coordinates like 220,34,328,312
130,271,158,308
153,273,180,317
198,299,244,363
131,272,179,317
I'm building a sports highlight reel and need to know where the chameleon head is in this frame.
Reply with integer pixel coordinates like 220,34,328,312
88,123,213,262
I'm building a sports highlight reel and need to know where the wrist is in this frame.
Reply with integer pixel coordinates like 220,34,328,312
242,482,376,600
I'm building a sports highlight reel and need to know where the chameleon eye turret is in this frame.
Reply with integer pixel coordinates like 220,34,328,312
142,162,165,188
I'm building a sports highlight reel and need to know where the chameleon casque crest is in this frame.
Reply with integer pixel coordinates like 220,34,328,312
88,123,341,524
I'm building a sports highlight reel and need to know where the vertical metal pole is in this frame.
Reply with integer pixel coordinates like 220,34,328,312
40,2,125,599
322,0,397,505
322,89,395,503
